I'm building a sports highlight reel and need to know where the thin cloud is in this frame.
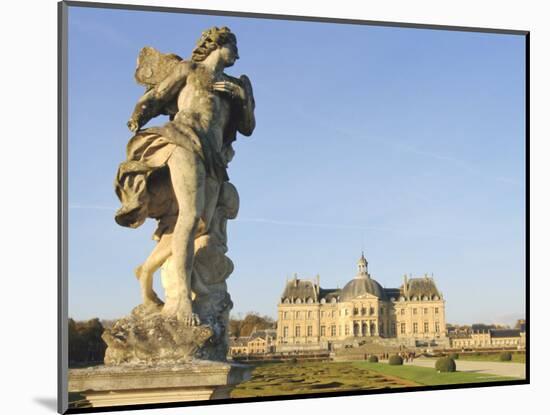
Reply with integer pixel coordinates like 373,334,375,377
290,104,522,187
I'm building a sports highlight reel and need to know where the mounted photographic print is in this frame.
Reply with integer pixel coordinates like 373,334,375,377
58,1,529,413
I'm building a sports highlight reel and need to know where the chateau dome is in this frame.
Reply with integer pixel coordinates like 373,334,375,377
340,253,386,301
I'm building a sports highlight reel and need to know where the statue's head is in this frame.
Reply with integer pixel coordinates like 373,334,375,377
191,26,239,66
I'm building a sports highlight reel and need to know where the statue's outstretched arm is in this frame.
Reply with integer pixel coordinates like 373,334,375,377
127,63,189,132
237,75,256,137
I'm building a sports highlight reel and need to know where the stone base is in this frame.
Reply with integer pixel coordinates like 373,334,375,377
68,361,252,408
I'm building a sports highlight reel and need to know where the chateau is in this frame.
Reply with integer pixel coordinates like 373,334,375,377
276,254,448,352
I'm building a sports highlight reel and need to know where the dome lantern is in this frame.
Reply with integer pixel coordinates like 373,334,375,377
357,252,368,277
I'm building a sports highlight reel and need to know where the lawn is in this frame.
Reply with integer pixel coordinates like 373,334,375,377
230,361,416,398
354,362,519,386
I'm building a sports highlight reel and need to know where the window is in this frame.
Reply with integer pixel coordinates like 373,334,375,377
435,307,439,314
284,311,288,319
361,307,366,315
307,325,312,337
370,307,375,315
380,322,384,333
400,323,406,334
380,307,384,315
307,310,312,319
354,307,359,315
320,326,326,336
424,322,429,333
339,325,342,336
413,323,418,333
331,325,337,336
400,309,405,315
345,325,350,335
413,308,417,315
391,322,396,335
295,311,300,319
331,310,335,318
321,311,325,318
283,326,288,337
424,308,428,314
295,326,301,337
435,322,440,333
345,308,349,316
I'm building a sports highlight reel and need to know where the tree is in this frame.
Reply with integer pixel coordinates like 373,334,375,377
228,312,276,337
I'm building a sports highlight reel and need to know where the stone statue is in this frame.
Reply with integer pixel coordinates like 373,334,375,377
106,26,255,364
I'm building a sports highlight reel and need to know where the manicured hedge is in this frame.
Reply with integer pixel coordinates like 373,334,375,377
435,357,456,372
388,355,403,365
499,351,512,361
368,355,379,363
449,352,459,360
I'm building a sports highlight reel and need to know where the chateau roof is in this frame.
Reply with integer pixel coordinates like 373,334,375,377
281,278,317,301
319,288,341,302
401,277,441,299
229,337,251,347
384,288,401,300
250,329,277,340
341,277,385,300
490,329,521,338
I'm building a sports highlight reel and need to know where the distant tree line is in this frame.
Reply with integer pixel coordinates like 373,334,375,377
228,312,276,337
68,318,107,367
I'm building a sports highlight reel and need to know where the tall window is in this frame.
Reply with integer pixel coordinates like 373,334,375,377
400,323,406,334
370,307,375,315
307,325,312,337
296,311,300,319
320,326,326,336
413,308,417,315
391,322,396,335
345,325,350,336
435,322,440,333
331,325,337,336
424,322,429,333
307,310,312,319
283,311,288,319
354,307,359,315
331,310,335,318
423,308,428,314
401,309,405,315
283,326,288,337
435,308,439,314
295,326,301,337
413,323,418,333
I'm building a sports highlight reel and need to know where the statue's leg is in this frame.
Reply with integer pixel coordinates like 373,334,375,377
135,233,172,307
163,147,205,325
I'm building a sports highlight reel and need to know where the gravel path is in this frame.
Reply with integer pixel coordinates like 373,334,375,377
404,357,526,378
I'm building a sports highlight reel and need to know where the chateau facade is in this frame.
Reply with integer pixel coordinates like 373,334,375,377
276,254,448,351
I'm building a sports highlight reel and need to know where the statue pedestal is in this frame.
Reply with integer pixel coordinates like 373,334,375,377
68,361,252,408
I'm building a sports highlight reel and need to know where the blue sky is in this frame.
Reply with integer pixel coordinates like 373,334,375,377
67,6,526,326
